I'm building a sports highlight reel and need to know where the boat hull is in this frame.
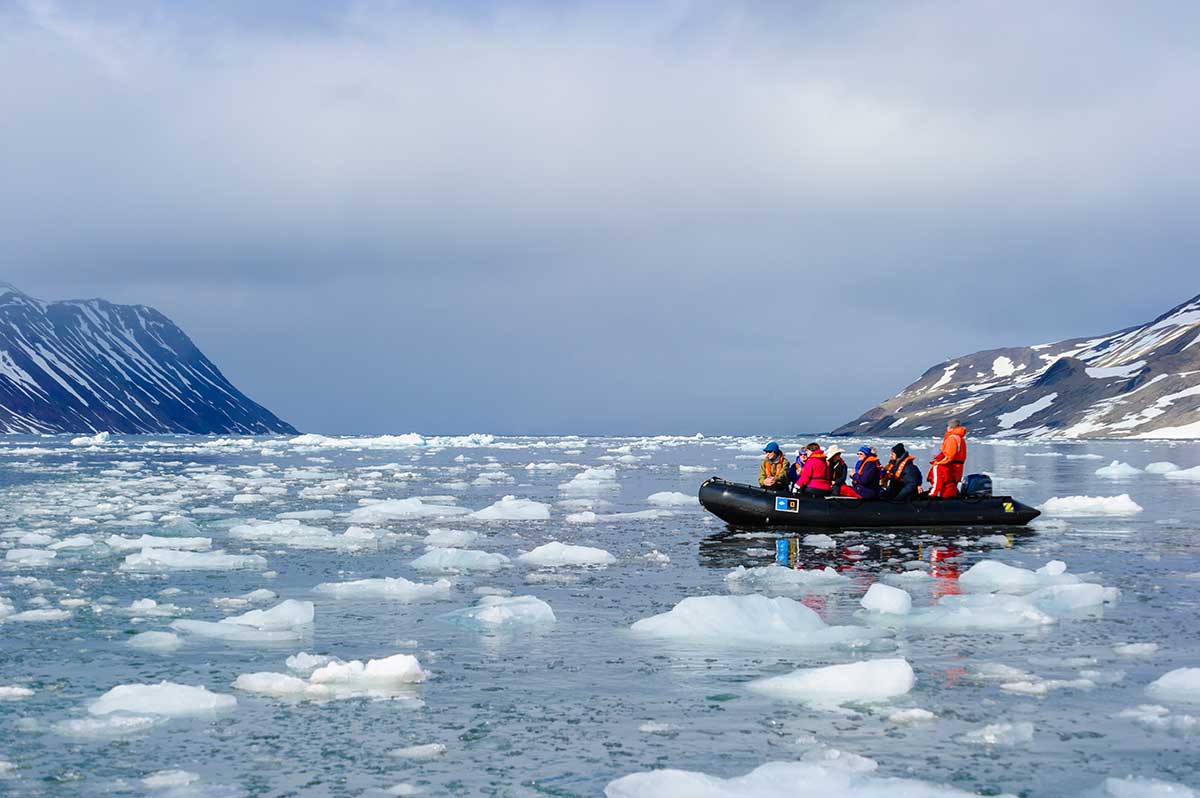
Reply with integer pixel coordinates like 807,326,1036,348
698,477,1040,530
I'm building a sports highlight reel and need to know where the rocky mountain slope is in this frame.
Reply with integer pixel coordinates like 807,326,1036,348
0,282,296,434
833,293,1200,439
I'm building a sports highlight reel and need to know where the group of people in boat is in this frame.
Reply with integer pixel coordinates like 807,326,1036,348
758,419,968,500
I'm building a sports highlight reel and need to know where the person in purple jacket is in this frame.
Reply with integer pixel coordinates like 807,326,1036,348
849,445,882,499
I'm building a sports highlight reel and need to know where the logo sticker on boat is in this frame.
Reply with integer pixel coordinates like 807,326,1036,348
1003,502,1014,513
775,497,800,513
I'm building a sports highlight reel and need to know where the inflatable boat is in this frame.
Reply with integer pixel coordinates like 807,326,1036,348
698,477,1040,529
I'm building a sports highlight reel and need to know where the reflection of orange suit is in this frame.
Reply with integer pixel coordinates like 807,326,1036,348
928,426,967,498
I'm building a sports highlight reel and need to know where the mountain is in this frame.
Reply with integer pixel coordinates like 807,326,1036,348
833,293,1200,440
0,282,297,434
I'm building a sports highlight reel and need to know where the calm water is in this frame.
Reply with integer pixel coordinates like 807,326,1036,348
1,433,1198,796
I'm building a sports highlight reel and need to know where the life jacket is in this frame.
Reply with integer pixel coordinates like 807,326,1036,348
935,427,967,465
854,455,879,480
763,455,788,480
883,454,914,485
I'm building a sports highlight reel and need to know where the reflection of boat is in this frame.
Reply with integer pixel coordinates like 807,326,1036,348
699,477,1040,530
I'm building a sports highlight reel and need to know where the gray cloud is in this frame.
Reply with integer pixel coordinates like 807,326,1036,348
4,0,1199,433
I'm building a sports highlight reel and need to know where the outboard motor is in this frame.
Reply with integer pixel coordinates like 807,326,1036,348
961,474,993,498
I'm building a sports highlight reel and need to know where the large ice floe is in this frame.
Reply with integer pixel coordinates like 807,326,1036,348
469,495,551,521
347,497,469,523
631,595,876,649
448,595,556,627
1039,494,1144,516
517,541,616,567
724,565,847,593
314,576,453,602
1146,668,1200,704
604,758,1004,797
410,547,510,572
87,681,237,717
233,653,426,702
229,520,386,550
104,534,212,552
120,548,268,571
170,600,314,643
747,658,915,706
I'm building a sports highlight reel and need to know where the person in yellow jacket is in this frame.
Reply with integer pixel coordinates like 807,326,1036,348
758,441,789,492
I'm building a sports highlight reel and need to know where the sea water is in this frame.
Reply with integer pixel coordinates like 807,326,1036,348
0,433,1198,796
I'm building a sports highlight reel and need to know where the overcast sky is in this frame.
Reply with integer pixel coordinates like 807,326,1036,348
3,0,1199,435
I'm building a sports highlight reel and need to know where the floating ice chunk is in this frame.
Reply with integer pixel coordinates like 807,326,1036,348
423,528,479,548
53,714,165,739
638,722,675,734
309,653,426,688
16,532,53,545
348,498,469,524
470,495,551,521
47,535,94,550
958,560,1080,593
222,600,314,630
565,511,598,524
1039,495,1143,516
119,598,186,617
0,686,34,700
861,583,912,615
4,608,71,622
315,577,452,602
802,534,836,549
646,491,695,507
105,534,213,552
725,565,847,593
632,594,875,649
388,743,446,760
971,663,1036,682
88,681,236,717
888,708,936,724
871,593,1055,631
559,467,618,496
142,769,201,790
410,547,510,572
1096,461,1142,478
1115,643,1159,656
231,672,311,697
0,760,14,776
277,509,337,520
1144,462,1180,474
748,658,914,706
1117,704,1200,736
213,589,278,609
1099,776,1197,797
1164,465,1200,481
286,652,332,672
960,721,1034,746
70,431,110,446
1147,668,1200,703
5,549,56,567
643,550,670,564
999,678,1094,696
800,746,878,772
518,542,616,567
450,595,556,627
128,631,184,652
121,549,267,571
605,761,1008,798
1028,583,1120,613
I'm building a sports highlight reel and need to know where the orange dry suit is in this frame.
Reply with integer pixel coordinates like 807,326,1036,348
928,426,967,498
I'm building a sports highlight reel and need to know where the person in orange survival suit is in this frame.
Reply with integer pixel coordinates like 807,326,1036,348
927,419,967,498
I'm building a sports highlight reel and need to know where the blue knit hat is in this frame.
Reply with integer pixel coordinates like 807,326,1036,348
763,441,781,454
858,445,873,456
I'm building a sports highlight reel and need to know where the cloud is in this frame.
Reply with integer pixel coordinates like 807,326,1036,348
3,1,1199,433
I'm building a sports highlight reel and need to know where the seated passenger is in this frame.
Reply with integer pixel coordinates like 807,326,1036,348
846,445,881,499
758,441,789,492
793,443,832,497
826,445,848,494
882,443,922,500
786,448,806,485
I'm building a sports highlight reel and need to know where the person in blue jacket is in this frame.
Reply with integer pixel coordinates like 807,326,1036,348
849,445,882,499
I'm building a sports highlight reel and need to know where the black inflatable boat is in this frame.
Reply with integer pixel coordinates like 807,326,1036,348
698,477,1040,529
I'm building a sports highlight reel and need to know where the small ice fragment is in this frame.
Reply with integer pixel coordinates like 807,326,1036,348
887,708,936,724
860,583,912,615
128,632,184,652
960,721,1034,746
1114,643,1159,657
388,743,446,760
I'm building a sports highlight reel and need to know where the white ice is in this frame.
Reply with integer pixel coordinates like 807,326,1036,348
747,658,915,706
388,743,447,760
1095,461,1142,478
960,721,1034,746
121,549,267,571
725,565,847,593
105,534,212,552
88,681,237,717
470,495,551,521
450,595,556,627
347,498,469,524
1144,462,1180,474
631,594,876,649
314,577,453,602
1039,495,1144,516
410,547,510,572
128,631,184,652
235,653,427,701
860,583,912,615
646,491,695,507
518,542,616,567
1147,668,1200,703
423,528,480,548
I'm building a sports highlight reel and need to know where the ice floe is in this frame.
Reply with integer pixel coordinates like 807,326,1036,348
348,498,469,523
121,549,267,571
1095,461,1142,478
470,495,551,521
646,491,695,507
128,631,184,651
314,577,452,602
423,528,480,548
1147,668,1200,703
410,547,510,572
1164,465,1200,481
632,595,875,649
518,542,616,567
747,658,914,706
0,686,34,700
171,600,313,643
860,583,912,615
1040,495,1144,516
449,595,556,627
960,721,1034,746
234,653,426,701
1144,461,1180,474
388,743,447,760
725,565,847,593
88,681,236,717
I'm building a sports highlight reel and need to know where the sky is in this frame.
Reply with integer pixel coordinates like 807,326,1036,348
3,0,1199,435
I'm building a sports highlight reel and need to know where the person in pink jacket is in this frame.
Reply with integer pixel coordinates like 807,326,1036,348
793,443,833,498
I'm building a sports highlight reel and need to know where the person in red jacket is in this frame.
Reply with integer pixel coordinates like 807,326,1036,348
793,443,832,497
928,419,967,498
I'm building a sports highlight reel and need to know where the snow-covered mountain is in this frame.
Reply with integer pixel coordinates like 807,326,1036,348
0,283,296,434
833,293,1200,440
